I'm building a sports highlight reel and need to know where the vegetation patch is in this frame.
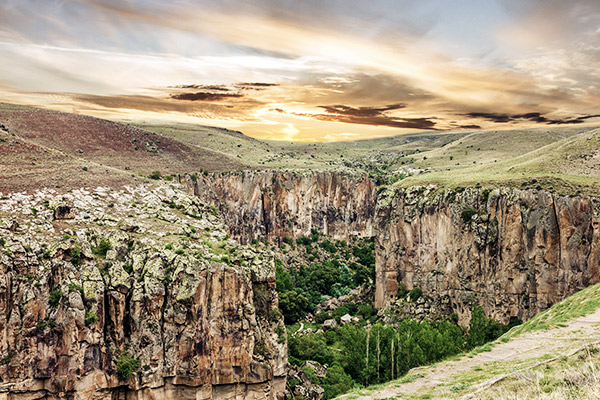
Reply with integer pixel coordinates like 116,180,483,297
116,354,140,379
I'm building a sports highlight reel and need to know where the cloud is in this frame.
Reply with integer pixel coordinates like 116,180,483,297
286,103,439,130
465,111,600,125
318,104,406,118
170,92,243,101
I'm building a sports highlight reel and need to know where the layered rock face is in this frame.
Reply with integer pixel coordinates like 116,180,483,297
0,184,286,399
178,171,377,243
375,186,600,324
181,170,600,324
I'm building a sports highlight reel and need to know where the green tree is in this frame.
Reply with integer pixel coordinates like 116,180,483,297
467,305,487,348
278,290,310,324
323,364,355,399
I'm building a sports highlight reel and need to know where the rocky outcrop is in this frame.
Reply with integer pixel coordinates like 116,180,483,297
375,186,600,324
178,171,377,244
0,184,286,399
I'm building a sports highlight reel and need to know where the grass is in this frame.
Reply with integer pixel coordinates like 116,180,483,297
505,282,600,339
471,344,600,400
396,127,600,196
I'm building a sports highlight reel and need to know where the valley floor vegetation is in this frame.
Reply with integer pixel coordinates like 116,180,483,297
274,232,521,399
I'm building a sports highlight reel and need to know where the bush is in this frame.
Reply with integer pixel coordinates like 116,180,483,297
315,311,331,324
409,287,423,302
461,207,478,223
481,188,490,202
85,310,98,326
357,302,376,319
49,289,62,307
70,246,82,266
282,236,294,248
323,363,355,399
149,171,161,180
116,354,140,379
397,283,409,299
279,290,311,324
92,239,111,257
319,240,337,254
296,236,311,246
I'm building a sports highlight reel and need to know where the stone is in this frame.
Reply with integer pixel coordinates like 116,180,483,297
339,314,353,325
322,319,338,329
54,205,75,220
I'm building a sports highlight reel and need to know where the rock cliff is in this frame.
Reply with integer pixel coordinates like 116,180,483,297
178,171,377,244
0,183,286,399
375,186,600,324
180,171,600,325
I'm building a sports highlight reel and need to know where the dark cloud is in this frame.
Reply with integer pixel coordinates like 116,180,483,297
171,84,232,91
287,103,438,130
466,112,600,125
235,82,279,88
318,104,405,118
547,115,600,125
170,92,243,101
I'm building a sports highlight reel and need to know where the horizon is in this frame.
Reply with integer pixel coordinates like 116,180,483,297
1,0,599,142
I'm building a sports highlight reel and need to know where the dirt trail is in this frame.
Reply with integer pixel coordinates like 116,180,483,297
341,308,600,399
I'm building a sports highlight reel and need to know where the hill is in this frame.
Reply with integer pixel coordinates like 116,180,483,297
395,127,600,195
0,103,243,192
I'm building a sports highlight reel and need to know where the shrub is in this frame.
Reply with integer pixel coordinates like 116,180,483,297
282,236,294,247
174,248,185,255
149,171,161,180
409,287,423,301
0,238,4,247
84,310,98,326
116,354,140,379
49,289,62,307
296,236,311,246
461,207,478,223
397,283,409,299
319,240,337,254
70,246,82,266
92,239,111,257
323,363,355,400
164,243,173,250
315,311,331,324
68,283,83,294
481,188,490,202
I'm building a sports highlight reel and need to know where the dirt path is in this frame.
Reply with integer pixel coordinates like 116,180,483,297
341,308,600,399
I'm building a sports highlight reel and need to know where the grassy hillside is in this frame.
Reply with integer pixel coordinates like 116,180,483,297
137,120,599,194
0,103,243,192
2,101,598,194
396,127,600,195
135,122,472,170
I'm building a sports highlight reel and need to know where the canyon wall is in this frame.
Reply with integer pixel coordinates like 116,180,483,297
0,184,286,400
184,171,600,324
178,171,377,244
375,186,600,324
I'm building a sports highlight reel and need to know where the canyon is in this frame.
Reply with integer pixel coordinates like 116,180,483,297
1,169,598,399
180,172,600,324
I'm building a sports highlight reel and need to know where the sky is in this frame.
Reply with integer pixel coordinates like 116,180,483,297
0,0,599,141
